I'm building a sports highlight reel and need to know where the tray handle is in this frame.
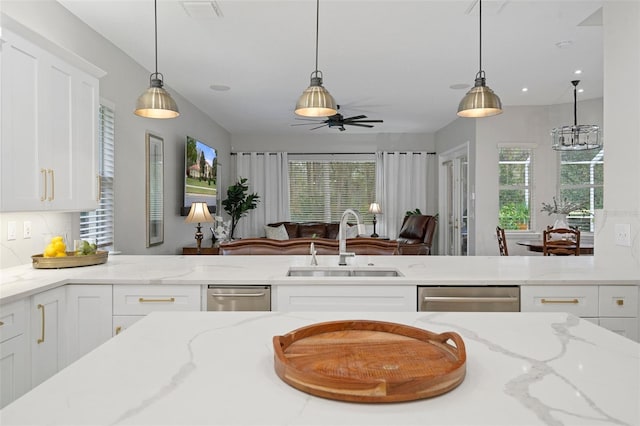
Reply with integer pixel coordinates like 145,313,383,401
436,331,466,359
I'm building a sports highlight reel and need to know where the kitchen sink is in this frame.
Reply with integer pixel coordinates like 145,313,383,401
287,267,403,277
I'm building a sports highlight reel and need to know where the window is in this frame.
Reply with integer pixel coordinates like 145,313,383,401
288,157,376,223
80,104,115,249
559,148,604,232
498,147,533,230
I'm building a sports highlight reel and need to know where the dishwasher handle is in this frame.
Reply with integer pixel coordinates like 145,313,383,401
209,292,267,298
423,296,518,303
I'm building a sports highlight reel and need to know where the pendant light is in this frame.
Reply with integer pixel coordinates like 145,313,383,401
294,0,337,117
134,0,180,119
551,80,601,151
457,0,502,118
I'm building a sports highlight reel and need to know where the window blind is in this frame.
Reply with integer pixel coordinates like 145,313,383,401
80,104,114,248
288,160,376,223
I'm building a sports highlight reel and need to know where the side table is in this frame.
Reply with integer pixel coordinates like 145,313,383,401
182,241,219,255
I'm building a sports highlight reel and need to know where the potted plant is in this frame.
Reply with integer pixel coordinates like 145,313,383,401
541,196,583,229
222,177,260,239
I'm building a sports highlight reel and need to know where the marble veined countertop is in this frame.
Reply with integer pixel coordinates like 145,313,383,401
1,311,638,426
1,254,639,303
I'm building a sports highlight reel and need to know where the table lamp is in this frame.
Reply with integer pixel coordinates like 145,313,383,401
368,202,382,238
185,202,214,254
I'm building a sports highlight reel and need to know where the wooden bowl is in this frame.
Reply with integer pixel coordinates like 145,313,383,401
273,319,466,403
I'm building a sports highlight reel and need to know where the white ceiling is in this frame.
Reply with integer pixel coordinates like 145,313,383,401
57,0,604,135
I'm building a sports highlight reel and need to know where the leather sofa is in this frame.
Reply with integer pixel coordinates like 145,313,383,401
219,237,399,255
396,215,437,255
267,221,343,239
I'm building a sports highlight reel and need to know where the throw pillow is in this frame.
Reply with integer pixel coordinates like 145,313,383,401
265,224,289,240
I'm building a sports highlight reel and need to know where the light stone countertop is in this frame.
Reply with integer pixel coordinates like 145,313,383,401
1,254,639,304
1,310,638,426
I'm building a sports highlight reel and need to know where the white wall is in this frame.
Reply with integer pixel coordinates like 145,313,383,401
0,1,231,267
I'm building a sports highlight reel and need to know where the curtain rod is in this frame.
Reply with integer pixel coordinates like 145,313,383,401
230,152,436,156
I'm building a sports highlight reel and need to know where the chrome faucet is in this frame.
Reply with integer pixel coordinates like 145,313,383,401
338,208,363,265
310,242,318,266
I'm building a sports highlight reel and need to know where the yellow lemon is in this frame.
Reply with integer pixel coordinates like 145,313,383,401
44,244,57,258
54,241,66,253
55,251,67,257
52,236,64,243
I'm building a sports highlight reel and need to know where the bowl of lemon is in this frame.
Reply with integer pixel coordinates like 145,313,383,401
32,236,108,269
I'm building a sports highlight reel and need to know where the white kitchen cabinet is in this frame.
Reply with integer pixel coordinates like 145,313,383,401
65,285,112,364
30,286,66,388
0,27,100,212
273,285,416,312
0,299,29,408
112,285,201,334
521,285,639,342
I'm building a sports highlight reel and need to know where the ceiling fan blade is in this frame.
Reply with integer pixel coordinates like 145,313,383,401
348,119,384,123
346,123,375,128
310,124,329,131
343,115,367,121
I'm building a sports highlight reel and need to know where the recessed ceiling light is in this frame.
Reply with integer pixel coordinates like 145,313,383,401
574,70,582,75
521,87,528,92
449,83,471,90
210,84,230,91
555,40,573,49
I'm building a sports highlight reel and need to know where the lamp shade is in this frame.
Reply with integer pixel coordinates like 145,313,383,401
457,75,502,118
185,202,214,224
135,75,180,119
368,202,382,214
295,74,337,117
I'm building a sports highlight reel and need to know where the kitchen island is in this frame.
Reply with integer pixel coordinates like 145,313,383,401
1,311,638,425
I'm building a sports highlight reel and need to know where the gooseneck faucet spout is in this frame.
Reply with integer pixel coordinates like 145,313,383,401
338,208,363,265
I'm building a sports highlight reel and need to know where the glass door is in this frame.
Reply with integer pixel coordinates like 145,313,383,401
439,144,469,256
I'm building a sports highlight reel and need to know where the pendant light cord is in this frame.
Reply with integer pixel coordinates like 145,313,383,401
154,0,158,75
572,80,579,126
478,0,482,73
314,0,320,73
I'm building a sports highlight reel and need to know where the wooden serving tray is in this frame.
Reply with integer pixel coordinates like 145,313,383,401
32,251,108,269
273,320,466,403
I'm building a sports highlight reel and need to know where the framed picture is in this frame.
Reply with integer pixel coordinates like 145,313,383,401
146,132,164,247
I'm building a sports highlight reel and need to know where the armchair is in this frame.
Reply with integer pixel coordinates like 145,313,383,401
396,215,437,255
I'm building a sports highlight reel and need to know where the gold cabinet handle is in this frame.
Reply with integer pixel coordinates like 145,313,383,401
115,326,122,335
48,169,55,201
138,297,176,303
541,298,579,304
41,168,47,201
37,303,45,344
616,299,624,306
0,320,4,326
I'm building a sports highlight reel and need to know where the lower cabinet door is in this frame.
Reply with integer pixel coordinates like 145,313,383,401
31,286,66,388
66,285,113,364
599,318,639,342
0,334,29,408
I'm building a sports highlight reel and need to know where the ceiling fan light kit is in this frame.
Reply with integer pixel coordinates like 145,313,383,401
457,0,502,118
551,80,601,151
294,0,337,118
134,0,180,119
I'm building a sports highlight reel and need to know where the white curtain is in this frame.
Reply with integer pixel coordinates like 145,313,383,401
375,151,437,239
233,152,290,238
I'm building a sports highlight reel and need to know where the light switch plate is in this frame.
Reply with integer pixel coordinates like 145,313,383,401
23,221,32,239
8,221,17,240
614,224,631,247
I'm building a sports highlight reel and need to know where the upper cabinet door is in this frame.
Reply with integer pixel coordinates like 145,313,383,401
0,28,100,212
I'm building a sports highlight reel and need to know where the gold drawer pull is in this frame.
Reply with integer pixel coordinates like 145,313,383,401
138,297,176,303
0,320,4,326
541,298,579,305
616,299,624,306
115,326,122,335
37,303,45,344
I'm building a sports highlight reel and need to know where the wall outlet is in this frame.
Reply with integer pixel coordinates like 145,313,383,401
8,221,17,240
614,224,631,247
24,221,32,239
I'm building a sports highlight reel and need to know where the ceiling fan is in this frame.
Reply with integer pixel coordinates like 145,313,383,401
292,106,383,131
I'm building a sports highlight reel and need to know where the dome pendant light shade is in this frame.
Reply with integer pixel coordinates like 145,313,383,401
551,80,601,151
457,0,502,118
457,71,502,117
294,0,337,118
134,0,179,119
295,72,337,117
135,73,180,119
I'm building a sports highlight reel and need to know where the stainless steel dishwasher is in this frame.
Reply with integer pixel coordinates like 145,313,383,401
418,286,520,312
207,285,271,311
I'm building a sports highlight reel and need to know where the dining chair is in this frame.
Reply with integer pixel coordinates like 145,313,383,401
543,228,580,256
496,226,509,256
